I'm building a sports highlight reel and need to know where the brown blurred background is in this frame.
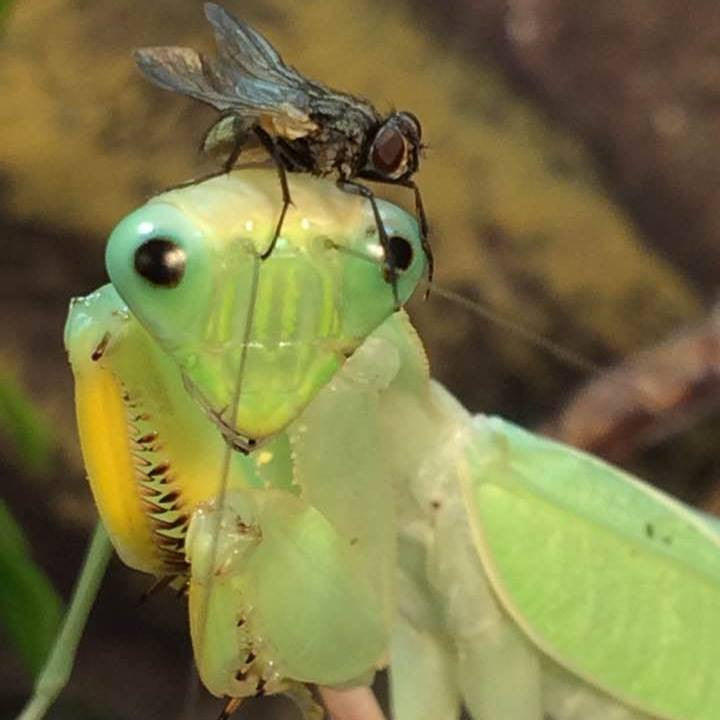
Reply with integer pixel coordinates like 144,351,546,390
3,1,720,718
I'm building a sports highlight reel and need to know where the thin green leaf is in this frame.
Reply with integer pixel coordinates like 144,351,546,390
0,499,62,675
0,369,54,475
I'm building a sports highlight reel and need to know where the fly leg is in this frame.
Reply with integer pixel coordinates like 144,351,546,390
336,179,400,309
162,118,248,193
254,127,293,260
161,168,228,193
397,179,433,286
221,118,246,174
161,144,239,193
222,133,243,174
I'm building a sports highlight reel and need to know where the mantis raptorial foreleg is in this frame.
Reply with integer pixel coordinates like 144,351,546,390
17,523,112,720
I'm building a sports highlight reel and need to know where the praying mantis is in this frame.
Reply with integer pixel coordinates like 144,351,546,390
16,168,720,720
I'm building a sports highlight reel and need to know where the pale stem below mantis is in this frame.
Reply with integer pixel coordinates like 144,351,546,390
319,686,387,720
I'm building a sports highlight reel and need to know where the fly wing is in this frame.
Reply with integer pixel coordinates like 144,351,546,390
136,5,375,142
204,3,309,90
134,46,312,119
462,416,720,720
134,47,237,111
203,3,379,125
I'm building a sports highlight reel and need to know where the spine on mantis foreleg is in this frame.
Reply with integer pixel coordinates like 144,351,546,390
64,284,262,577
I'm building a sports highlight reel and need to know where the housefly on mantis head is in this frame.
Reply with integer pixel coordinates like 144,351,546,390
134,2,432,300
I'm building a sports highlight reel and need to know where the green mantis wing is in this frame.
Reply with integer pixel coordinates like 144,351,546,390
463,416,720,720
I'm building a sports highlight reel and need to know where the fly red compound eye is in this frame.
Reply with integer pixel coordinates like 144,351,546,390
371,126,407,176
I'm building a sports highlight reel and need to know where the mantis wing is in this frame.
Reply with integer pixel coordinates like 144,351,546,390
463,416,720,720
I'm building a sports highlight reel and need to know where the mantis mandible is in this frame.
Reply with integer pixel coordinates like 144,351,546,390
17,168,720,720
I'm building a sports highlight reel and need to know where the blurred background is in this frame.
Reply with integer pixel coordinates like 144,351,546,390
3,0,720,718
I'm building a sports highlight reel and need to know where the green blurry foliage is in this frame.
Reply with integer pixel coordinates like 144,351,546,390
0,361,61,675
0,368,54,476
0,0,11,25
0,499,62,675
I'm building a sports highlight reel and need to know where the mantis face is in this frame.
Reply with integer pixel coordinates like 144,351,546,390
104,169,426,450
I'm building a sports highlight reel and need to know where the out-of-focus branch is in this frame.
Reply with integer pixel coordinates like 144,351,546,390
542,306,720,469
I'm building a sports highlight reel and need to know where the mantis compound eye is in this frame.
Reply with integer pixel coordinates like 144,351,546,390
134,238,187,288
387,235,414,272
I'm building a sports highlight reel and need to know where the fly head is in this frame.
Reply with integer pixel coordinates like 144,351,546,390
363,111,422,182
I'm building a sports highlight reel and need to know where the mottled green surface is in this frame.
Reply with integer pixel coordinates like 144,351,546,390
468,417,720,719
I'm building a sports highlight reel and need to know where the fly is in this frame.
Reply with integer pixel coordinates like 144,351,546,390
134,2,433,298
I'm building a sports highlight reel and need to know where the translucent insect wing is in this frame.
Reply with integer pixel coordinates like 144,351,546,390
203,3,304,88
133,47,234,110
462,416,720,720
202,3,358,114
134,45,305,115
135,3,375,142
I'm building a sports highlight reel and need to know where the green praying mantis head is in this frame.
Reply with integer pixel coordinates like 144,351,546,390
105,169,426,450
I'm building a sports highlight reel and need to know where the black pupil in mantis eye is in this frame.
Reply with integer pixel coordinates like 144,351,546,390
387,235,414,272
134,238,186,287
371,126,406,175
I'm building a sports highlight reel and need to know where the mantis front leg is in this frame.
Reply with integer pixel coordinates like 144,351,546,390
185,488,387,717
17,522,113,720
183,325,408,718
